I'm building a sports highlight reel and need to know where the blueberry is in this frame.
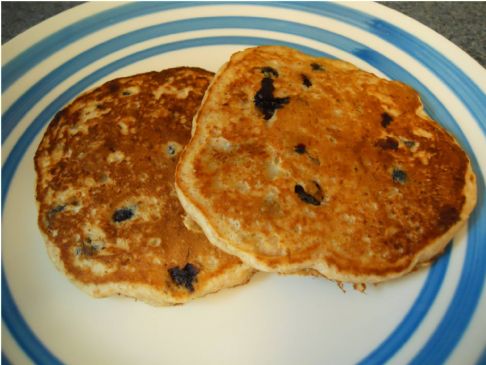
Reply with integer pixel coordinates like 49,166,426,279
381,112,393,128
254,77,290,120
294,143,306,154
168,263,199,292
47,205,65,223
167,144,176,156
311,63,324,71
375,137,398,150
48,205,65,217
392,168,407,184
113,207,134,222
301,74,312,87
294,184,322,206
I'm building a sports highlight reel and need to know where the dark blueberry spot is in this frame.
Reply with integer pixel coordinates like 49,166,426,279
311,63,324,71
404,140,416,148
438,205,460,229
168,263,199,292
301,74,312,87
46,205,66,228
375,137,399,150
254,77,290,120
122,91,131,96
113,208,134,223
48,205,65,218
294,184,322,206
167,144,176,156
261,66,279,78
381,112,393,128
392,168,407,184
294,143,306,154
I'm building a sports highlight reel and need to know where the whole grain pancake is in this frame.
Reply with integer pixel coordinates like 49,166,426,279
35,67,254,306
176,46,477,283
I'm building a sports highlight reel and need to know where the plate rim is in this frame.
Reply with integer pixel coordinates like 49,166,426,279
2,2,485,365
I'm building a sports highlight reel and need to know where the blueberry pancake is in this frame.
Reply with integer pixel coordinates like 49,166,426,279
176,46,477,284
35,67,254,305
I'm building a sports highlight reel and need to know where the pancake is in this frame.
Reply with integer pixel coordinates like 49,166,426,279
35,67,254,306
175,46,477,283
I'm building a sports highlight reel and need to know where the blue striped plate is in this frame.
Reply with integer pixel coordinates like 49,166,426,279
2,3,485,364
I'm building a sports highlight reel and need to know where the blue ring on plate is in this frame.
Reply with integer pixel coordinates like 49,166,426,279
0,4,482,362
476,346,486,365
1,352,13,365
0,31,459,365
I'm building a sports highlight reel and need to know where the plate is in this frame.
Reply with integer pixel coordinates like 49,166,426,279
2,2,486,364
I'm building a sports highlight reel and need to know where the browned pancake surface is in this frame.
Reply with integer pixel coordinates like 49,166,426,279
176,46,476,283
35,67,254,305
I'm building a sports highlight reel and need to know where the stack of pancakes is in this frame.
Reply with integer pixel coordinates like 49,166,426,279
35,46,477,305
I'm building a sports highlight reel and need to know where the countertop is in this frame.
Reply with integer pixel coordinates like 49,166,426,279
1,1,485,68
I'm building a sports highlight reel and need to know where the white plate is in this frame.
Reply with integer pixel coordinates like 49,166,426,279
2,3,486,365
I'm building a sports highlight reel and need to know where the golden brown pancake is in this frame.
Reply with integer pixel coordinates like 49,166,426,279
176,46,477,283
35,67,254,305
